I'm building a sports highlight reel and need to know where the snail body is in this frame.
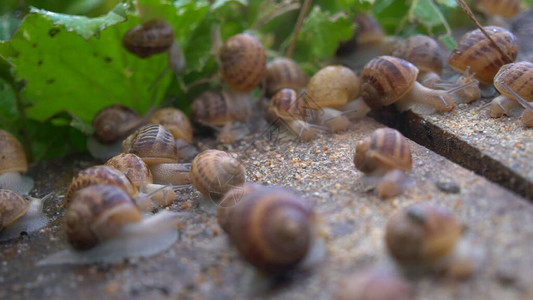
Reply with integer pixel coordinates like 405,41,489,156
448,26,518,85
361,56,470,114
336,268,413,300
0,130,34,194
219,33,266,92
354,128,413,198
190,150,245,201
0,189,49,241
38,185,181,265
391,35,443,87
265,57,307,97
217,185,320,273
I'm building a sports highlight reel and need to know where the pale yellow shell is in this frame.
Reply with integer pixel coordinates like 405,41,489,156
0,130,28,175
0,189,30,226
305,66,360,109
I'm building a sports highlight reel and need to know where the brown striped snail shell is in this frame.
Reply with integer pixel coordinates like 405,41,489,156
265,57,307,97
336,268,414,300
0,189,30,229
217,183,263,233
448,26,518,85
190,150,245,201
92,105,144,144
385,202,463,264
65,185,143,250
122,124,178,166
149,107,193,143
122,18,175,58
190,90,252,127
391,35,442,86
105,153,153,191
361,56,457,113
493,61,533,108
266,88,308,123
220,186,316,272
219,33,266,92
65,165,136,207
305,65,360,109
0,130,28,175
354,128,412,176
476,0,520,19
336,14,385,55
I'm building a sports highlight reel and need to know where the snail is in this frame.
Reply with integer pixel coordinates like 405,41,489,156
385,202,473,278
0,189,50,241
0,130,34,194
391,35,443,87
219,33,266,92
38,185,182,265
190,150,245,202
476,0,520,28
88,105,149,159
65,165,174,212
264,57,308,97
217,185,322,273
105,153,178,208
360,56,479,114
189,90,252,144
501,82,533,127
448,26,518,85
265,88,319,142
484,62,533,126
335,268,414,300
354,128,414,198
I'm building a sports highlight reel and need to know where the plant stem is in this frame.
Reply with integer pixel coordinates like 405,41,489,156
11,82,33,162
286,0,312,58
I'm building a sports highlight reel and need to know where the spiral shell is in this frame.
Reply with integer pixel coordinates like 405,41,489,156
477,0,519,18
189,91,252,126
122,18,175,58
149,107,193,143
360,56,418,109
266,88,307,123
65,165,136,207
391,35,442,76
305,66,360,109
265,57,308,97
217,183,263,233
122,124,178,165
336,268,413,300
190,150,245,201
220,186,315,272
493,61,533,102
65,185,143,250
385,202,462,263
92,105,143,144
354,128,412,175
219,33,266,92
105,153,153,191
336,14,384,55
0,130,28,175
0,189,30,227
448,26,518,84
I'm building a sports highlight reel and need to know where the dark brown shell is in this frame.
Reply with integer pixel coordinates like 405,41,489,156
0,189,30,226
360,56,418,109
305,65,360,109
149,107,193,143
226,186,315,272
385,202,462,263
391,35,442,75
336,14,384,55
190,150,246,201
122,124,178,166
493,61,533,102
354,128,412,175
217,183,263,233
122,18,175,58
265,57,307,97
477,0,519,18
336,268,413,300
266,88,307,123
219,34,266,92
448,26,518,85
92,105,142,144
65,165,137,207
189,91,251,126
65,185,143,250
105,153,153,191
0,130,28,175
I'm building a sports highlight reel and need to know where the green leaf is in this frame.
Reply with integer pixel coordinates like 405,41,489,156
0,13,21,41
29,2,128,40
435,0,457,7
11,12,171,123
211,0,247,11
